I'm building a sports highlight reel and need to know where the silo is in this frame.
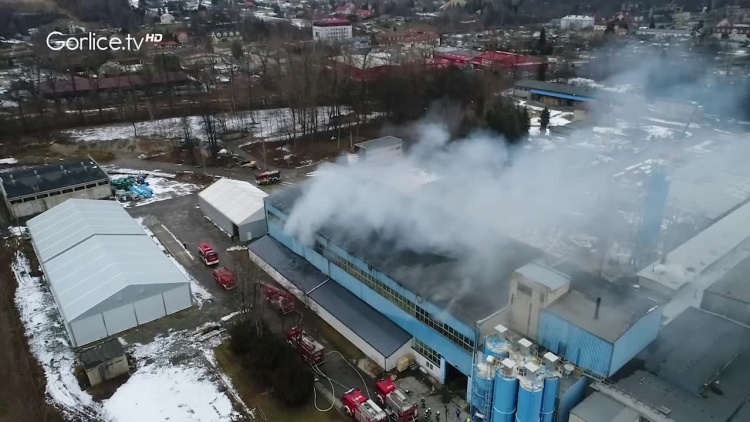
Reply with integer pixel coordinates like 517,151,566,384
485,324,509,360
515,362,543,422
491,358,518,422
540,352,560,422
471,360,495,420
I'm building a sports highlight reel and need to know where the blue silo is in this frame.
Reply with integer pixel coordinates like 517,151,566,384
485,336,508,360
540,377,559,422
515,382,543,422
471,362,495,420
491,369,518,422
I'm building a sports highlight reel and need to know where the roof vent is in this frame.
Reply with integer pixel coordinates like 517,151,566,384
518,338,533,355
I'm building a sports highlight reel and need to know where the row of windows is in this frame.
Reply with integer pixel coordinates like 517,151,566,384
415,306,474,353
414,338,440,368
330,246,475,354
9,180,109,205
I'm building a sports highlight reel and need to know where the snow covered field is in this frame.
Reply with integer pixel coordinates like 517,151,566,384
63,107,348,144
105,167,201,207
12,246,241,421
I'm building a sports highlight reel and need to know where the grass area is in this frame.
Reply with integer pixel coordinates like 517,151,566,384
214,342,346,422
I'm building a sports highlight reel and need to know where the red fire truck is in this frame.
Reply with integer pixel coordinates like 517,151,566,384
260,281,294,314
286,326,325,365
342,389,388,422
374,379,418,422
212,267,236,290
255,170,281,185
198,242,219,266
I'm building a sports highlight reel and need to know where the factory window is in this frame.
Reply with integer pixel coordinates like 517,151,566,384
266,210,286,226
333,253,474,353
517,282,532,296
414,339,440,367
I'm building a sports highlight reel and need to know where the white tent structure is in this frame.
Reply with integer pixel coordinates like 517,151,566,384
198,178,269,242
27,199,193,347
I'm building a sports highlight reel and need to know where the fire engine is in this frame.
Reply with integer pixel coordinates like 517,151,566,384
212,267,236,290
286,326,325,365
197,242,219,265
258,281,294,314
374,379,418,422
342,389,388,422
255,170,281,185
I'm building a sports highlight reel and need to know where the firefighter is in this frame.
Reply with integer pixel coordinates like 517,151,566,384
182,241,187,250
421,398,426,409
456,409,461,421
435,410,440,421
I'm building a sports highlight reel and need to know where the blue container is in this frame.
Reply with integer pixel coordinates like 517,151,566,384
540,377,559,422
485,337,508,360
471,363,495,419
491,373,518,422
515,382,543,422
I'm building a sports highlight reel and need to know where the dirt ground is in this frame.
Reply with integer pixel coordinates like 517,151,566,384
0,233,62,422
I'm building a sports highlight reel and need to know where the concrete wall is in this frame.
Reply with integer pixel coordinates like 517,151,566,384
412,347,443,382
8,182,111,219
238,213,267,242
538,311,613,377
610,306,661,376
508,272,570,341
86,355,129,386
701,292,750,327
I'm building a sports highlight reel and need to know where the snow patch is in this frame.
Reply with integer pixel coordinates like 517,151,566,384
0,157,18,164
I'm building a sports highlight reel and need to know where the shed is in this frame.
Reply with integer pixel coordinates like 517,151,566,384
0,159,111,219
198,178,268,242
27,199,193,347
79,338,129,386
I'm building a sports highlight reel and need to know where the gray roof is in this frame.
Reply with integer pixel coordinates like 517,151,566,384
79,338,125,369
354,136,403,150
27,199,191,323
614,307,750,422
704,254,750,304
515,262,570,290
570,392,641,422
638,200,750,292
248,235,329,293
265,186,541,325
640,307,750,395
198,178,267,226
0,159,109,199
515,79,600,99
545,275,663,343
249,235,411,357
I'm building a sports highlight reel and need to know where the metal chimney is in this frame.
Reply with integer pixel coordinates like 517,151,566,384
594,297,601,320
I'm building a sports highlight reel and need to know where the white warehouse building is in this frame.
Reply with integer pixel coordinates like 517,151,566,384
27,199,193,347
198,178,269,242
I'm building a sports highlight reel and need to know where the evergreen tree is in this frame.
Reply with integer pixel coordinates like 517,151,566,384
520,107,531,139
231,40,243,59
540,107,551,133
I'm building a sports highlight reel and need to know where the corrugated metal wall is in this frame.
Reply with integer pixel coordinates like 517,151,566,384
701,292,750,327
610,306,661,376
537,311,613,377
557,376,589,422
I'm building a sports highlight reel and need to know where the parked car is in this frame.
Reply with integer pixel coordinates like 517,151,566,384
212,267,236,290
198,242,219,266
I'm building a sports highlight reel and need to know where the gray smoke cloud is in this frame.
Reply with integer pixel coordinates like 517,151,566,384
281,41,750,304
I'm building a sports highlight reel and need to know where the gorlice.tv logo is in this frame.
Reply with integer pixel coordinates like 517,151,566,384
46,32,162,51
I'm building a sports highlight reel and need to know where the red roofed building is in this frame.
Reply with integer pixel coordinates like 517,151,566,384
432,47,546,70
375,29,439,47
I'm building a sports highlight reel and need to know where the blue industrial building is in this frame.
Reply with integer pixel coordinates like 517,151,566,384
262,186,540,385
257,185,664,421
537,273,664,378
